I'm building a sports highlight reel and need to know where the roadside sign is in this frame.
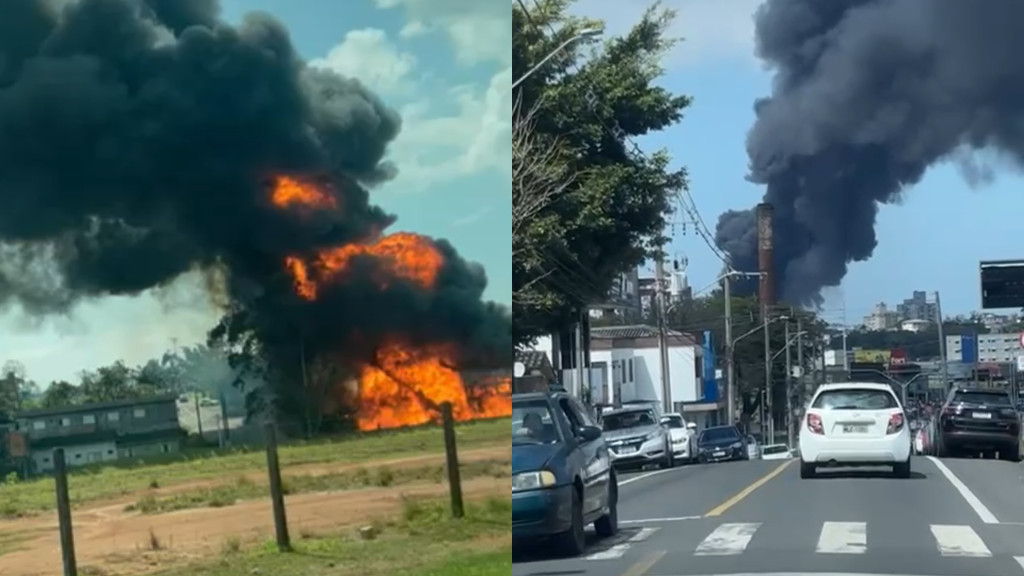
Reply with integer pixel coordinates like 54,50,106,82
1017,355,1024,372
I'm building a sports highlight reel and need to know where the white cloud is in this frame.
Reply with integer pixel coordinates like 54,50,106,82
568,0,763,68
308,28,418,95
374,0,511,66
399,21,429,38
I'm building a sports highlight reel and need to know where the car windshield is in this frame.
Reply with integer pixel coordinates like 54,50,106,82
603,409,656,431
663,415,684,429
952,391,1012,406
512,400,559,445
699,427,740,443
812,388,898,410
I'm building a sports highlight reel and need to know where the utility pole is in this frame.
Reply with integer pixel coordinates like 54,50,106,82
763,306,772,442
575,311,586,400
934,291,950,391
784,316,793,448
724,272,734,423
656,259,672,412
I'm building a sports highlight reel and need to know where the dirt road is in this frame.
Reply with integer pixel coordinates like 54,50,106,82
0,476,507,576
0,444,511,576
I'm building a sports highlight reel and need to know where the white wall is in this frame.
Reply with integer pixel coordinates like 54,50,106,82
591,345,699,406
32,440,118,473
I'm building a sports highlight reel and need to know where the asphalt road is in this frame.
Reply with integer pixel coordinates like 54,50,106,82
513,456,1024,576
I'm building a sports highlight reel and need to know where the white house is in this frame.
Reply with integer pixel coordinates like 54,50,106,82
900,319,930,333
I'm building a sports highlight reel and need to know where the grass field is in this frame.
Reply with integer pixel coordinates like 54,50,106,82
127,458,511,514
152,495,512,576
0,417,509,518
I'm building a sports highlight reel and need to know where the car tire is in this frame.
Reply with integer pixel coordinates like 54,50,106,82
893,458,911,478
1001,443,1020,462
554,487,586,557
799,461,816,479
594,479,618,538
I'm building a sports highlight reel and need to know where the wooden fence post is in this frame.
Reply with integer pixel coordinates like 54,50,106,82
264,423,291,551
54,449,78,576
440,402,464,518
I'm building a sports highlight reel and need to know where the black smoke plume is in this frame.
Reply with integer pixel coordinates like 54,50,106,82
717,0,1024,303
0,0,510,403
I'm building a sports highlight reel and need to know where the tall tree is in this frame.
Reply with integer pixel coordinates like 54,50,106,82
512,0,691,346
0,360,25,415
40,380,81,409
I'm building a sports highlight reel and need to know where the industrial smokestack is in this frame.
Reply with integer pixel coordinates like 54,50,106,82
756,202,775,310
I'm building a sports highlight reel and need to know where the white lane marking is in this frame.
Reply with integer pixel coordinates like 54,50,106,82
694,522,760,556
620,515,702,524
926,456,1000,524
815,521,867,555
585,527,658,560
619,468,680,487
929,524,992,557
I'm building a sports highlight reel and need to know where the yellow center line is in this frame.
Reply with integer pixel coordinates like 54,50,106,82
704,459,794,517
619,550,667,576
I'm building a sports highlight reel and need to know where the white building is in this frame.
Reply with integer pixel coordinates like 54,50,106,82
946,333,1024,364
863,303,900,331
900,319,930,333
532,325,722,428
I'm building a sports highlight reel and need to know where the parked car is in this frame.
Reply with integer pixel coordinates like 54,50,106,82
798,382,912,479
760,444,794,460
935,387,1020,461
696,424,749,463
660,412,698,464
602,405,674,469
512,392,619,556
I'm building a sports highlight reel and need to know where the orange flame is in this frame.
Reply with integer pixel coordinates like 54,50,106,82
272,176,338,209
357,343,512,430
273,176,507,430
287,233,443,300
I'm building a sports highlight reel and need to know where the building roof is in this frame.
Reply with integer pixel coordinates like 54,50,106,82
590,324,697,344
515,350,551,372
16,394,179,419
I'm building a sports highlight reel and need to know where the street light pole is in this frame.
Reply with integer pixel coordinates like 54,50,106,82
763,305,773,442
784,317,793,448
512,27,604,90
723,270,762,425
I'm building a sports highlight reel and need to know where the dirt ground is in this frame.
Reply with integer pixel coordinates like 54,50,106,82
0,445,510,576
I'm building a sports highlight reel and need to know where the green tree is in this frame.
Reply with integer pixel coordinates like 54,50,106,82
0,360,25,415
512,0,691,345
40,380,81,409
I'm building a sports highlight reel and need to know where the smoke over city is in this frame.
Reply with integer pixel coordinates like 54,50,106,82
0,0,511,424
716,0,1024,303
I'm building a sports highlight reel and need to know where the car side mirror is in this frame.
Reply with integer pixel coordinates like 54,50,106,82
686,422,697,430
578,425,602,442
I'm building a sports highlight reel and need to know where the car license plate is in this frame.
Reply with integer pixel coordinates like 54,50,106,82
843,425,868,433
713,451,726,457
616,446,637,455
972,412,992,419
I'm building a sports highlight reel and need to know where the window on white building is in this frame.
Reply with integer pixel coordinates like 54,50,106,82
82,415,96,425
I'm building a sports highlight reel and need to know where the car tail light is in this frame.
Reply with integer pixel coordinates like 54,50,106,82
807,413,823,435
887,412,905,435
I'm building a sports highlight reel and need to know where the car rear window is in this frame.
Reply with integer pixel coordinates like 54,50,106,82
699,427,741,443
812,388,898,410
952,391,1012,406
762,445,789,455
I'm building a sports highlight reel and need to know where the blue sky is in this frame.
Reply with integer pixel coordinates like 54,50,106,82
571,0,1024,325
1,0,510,385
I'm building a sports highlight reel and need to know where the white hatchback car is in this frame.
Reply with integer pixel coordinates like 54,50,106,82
799,382,912,479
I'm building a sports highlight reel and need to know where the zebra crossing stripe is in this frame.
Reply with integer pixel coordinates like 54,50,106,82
585,527,658,560
694,522,760,556
816,521,867,554
930,524,991,557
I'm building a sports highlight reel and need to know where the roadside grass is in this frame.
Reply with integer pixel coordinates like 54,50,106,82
0,529,37,557
126,458,511,514
0,417,509,518
150,495,511,576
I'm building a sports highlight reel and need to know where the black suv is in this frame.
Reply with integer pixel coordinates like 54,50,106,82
936,387,1020,460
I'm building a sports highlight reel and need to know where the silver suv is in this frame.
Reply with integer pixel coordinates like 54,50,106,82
601,406,674,469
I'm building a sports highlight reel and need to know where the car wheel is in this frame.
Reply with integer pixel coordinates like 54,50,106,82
799,461,816,479
554,487,586,556
893,458,911,478
1001,443,1020,462
594,478,618,538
